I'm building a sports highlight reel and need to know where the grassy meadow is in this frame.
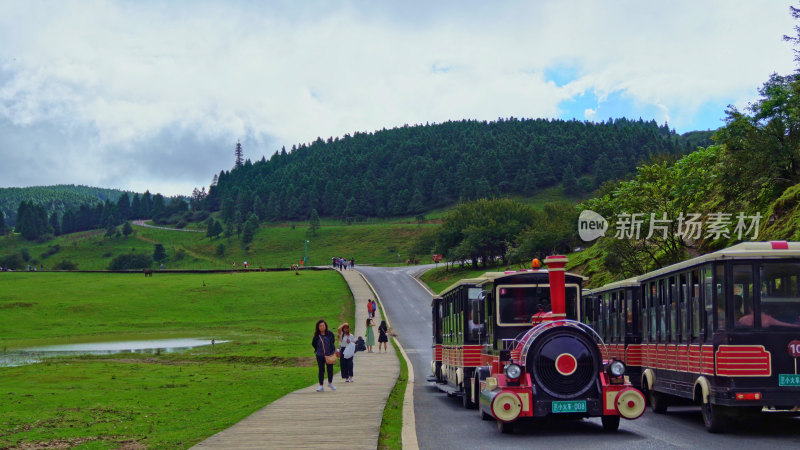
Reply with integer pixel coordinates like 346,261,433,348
0,271,354,448
0,221,436,271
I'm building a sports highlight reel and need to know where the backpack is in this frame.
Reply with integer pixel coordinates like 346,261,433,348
355,336,366,352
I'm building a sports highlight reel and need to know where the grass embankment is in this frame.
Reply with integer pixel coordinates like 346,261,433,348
0,222,435,271
378,337,408,450
0,271,354,448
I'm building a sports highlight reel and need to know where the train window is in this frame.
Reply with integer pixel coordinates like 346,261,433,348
598,294,607,340
610,292,619,342
467,288,484,342
703,266,713,337
623,290,631,336
669,276,678,342
691,269,701,340
714,264,726,331
640,287,647,342
582,295,593,326
680,273,688,343
733,265,754,329
759,262,800,329
649,282,657,342
658,279,667,342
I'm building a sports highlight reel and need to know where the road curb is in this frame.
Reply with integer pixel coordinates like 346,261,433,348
356,270,420,450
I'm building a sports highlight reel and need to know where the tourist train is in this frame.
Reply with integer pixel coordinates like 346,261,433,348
582,241,800,432
430,255,646,433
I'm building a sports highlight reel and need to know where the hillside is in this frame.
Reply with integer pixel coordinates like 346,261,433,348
0,185,134,227
202,117,695,225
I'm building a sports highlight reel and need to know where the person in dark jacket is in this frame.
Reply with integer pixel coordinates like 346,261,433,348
312,319,337,391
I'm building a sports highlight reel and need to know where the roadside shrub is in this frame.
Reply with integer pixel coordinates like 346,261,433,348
176,220,187,229
53,259,78,270
108,253,153,270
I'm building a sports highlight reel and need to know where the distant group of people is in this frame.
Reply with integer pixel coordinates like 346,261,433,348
310,315,391,391
332,257,354,270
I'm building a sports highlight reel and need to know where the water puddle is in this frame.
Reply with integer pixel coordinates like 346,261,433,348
0,338,227,367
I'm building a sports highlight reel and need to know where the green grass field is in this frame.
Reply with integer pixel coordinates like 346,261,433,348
0,221,435,271
0,271,354,448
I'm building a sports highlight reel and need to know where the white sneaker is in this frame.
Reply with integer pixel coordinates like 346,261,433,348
316,385,324,392
328,383,336,391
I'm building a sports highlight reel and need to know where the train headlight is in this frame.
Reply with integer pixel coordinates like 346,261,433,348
607,360,626,378
505,363,522,380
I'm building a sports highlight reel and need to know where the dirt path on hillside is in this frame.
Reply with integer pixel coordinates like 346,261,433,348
132,220,203,233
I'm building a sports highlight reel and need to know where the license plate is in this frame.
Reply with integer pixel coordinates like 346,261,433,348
779,374,800,386
551,400,587,413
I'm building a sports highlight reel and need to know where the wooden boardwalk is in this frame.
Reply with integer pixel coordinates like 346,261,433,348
193,269,400,449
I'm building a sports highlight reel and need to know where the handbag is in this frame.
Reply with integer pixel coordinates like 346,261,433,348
321,335,338,365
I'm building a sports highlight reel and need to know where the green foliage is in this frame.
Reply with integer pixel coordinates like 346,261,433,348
0,185,132,228
0,252,24,270
108,253,153,270
216,243,226,256
122,221,133,237
205,118,685,225
309,208,320,236
508,202,580,262
241,213,259,245
153,243,167,262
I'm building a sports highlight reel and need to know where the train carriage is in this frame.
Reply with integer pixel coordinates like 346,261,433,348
591,241,800,432
581,278,644,389
430,256,646,433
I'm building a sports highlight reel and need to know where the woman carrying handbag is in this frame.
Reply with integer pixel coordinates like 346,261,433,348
312,319,337,392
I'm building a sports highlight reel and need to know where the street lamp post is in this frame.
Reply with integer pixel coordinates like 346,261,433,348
304,240,309,266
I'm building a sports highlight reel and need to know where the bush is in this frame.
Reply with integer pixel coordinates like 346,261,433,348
216,243,226,256
174,249,186,261
153,244,167,262
176,220,187,229
0,253,24,270
20,249,30,262
108,254,153,270
53,259,78,270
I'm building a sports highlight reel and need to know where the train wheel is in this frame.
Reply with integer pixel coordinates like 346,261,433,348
497,420,514,434
649,388,669,414
461,381,476,409
601,415,620,432
701,398,729,433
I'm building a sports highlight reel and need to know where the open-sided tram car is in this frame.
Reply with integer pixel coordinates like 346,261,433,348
431,256,646,433
588,241,800,432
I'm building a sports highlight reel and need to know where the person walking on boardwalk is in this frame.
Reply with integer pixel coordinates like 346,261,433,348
365,318,376,353
312,319,337,392
338,323,356,382
367,299,374,319
378,320,389,353
371,299,378,319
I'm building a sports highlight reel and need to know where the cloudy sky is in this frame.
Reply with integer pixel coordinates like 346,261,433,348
0,0,795,196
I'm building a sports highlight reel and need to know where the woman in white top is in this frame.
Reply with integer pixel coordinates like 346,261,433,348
338,323,357,382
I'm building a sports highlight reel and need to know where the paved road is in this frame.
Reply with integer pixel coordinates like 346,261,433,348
358,265,800,449
132,219,203,232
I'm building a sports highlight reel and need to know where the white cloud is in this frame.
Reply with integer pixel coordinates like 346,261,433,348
0,0,796,195
584,108,597,120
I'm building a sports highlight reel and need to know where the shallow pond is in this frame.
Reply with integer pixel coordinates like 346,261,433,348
0,338,227,367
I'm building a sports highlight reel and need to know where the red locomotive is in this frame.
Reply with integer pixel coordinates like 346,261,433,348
431,255,645,433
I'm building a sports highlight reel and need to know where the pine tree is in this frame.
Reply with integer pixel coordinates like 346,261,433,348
234,141,244,169
153,244,167,262
241,213,259,245
122,221,133,237
309,208,320,236
0,210,5,235
49,212,61,236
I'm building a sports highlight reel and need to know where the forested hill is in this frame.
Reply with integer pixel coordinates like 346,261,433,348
205,118,703,221
0,185,132,227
